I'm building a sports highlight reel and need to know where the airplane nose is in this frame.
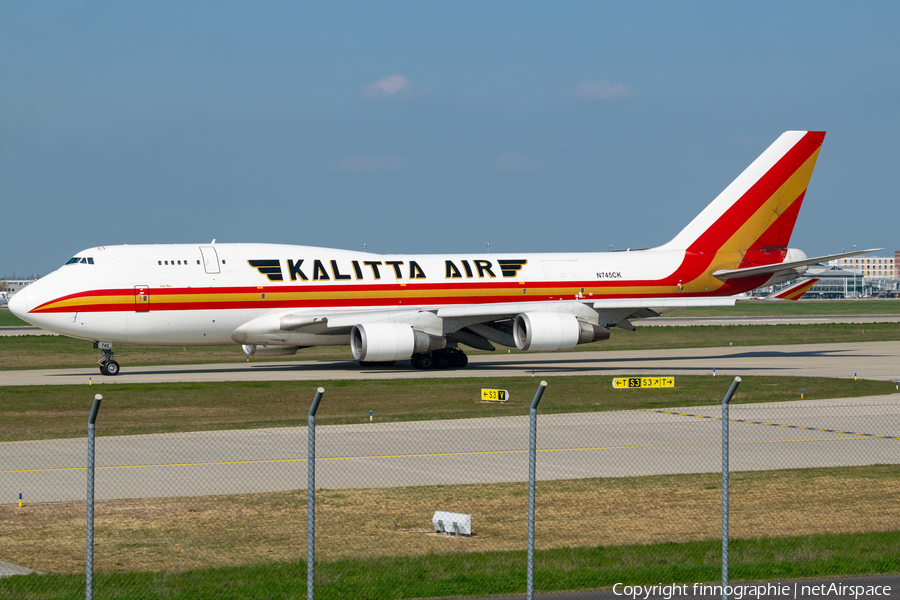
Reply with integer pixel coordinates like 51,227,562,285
8,288,29,320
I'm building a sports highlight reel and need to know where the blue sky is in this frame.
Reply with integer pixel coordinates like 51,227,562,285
2,2,898,277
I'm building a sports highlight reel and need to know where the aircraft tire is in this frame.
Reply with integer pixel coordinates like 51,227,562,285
433,351,451,369
99,363,109,376
451,352,468,368
104,361,120,376
418,354,434,369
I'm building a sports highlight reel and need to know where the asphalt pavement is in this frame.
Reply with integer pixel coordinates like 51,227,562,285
2,340,898,386
3,395,897,502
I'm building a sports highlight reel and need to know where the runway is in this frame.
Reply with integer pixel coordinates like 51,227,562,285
2,395,897,502
1,340,899,386
0,326,57,336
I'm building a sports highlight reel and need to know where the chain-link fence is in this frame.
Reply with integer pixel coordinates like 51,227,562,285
2,383,899,599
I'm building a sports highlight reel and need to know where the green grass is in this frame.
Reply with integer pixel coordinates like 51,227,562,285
1,531,897,599
2,375,896,441
669,299,900,317
2,321,900,371
0,308,28,327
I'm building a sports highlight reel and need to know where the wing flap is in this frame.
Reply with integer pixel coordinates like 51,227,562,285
592,297,737,310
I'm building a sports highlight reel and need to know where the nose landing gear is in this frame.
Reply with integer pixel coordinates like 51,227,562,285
94,341,120,376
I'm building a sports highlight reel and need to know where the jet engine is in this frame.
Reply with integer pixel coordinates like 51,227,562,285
242,344,300,357
350,323,446,362
513,312,610,352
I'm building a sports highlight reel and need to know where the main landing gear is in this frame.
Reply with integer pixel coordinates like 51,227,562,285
410,348,468,370
358,360,396,367
94,341,120,376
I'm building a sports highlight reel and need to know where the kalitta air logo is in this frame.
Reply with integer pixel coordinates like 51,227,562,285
248,260,283,281
249,258,528,282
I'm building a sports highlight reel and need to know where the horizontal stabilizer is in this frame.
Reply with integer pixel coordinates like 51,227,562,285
713,249,881,281
765,278,820,301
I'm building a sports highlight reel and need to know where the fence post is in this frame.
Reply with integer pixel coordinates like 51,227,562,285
307,387,324,600
721,377,741,600
86,394,102,600
527,381,548,600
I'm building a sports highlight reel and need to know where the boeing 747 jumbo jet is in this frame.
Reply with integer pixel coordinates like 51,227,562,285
9,131,876,375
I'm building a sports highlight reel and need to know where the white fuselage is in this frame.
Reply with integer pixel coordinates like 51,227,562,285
11,243,700,346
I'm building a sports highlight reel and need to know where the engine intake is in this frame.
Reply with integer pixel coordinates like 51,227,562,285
350,323,446,362
513,312,610,352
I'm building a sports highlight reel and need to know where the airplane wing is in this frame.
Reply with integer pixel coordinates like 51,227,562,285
764,278,820,301
234,295,741,351
712,249,880,281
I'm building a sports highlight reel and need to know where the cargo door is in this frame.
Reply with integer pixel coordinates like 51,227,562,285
135,286,150,312
200,246,220,274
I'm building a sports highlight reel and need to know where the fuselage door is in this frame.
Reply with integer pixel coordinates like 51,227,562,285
135,286,150,312
200,246,220,274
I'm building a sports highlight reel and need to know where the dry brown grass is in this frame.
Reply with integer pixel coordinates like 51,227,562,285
2,466,897,574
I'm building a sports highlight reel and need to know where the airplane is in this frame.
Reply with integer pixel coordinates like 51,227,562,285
9,130,878,376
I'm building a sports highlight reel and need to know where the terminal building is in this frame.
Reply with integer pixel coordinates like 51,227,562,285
1,278,38,297
830,252,899,279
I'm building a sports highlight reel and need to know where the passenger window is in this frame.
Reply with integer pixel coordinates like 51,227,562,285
158,261,162,265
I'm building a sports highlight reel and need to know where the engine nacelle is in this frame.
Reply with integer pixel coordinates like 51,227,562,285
242,344,300,357
513,312,610,352
784,248,808,263
350,323,446,361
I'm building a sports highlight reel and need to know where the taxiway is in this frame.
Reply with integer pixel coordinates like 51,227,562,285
3,395,897,502
1,340,898,386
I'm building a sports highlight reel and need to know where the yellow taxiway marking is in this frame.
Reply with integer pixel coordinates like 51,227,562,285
650,409,900,440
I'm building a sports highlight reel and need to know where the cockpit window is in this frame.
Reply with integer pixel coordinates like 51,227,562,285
65,257,94,265
66,257,80,265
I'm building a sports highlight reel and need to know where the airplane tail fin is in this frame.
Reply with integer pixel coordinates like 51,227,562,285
661,131,825,271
